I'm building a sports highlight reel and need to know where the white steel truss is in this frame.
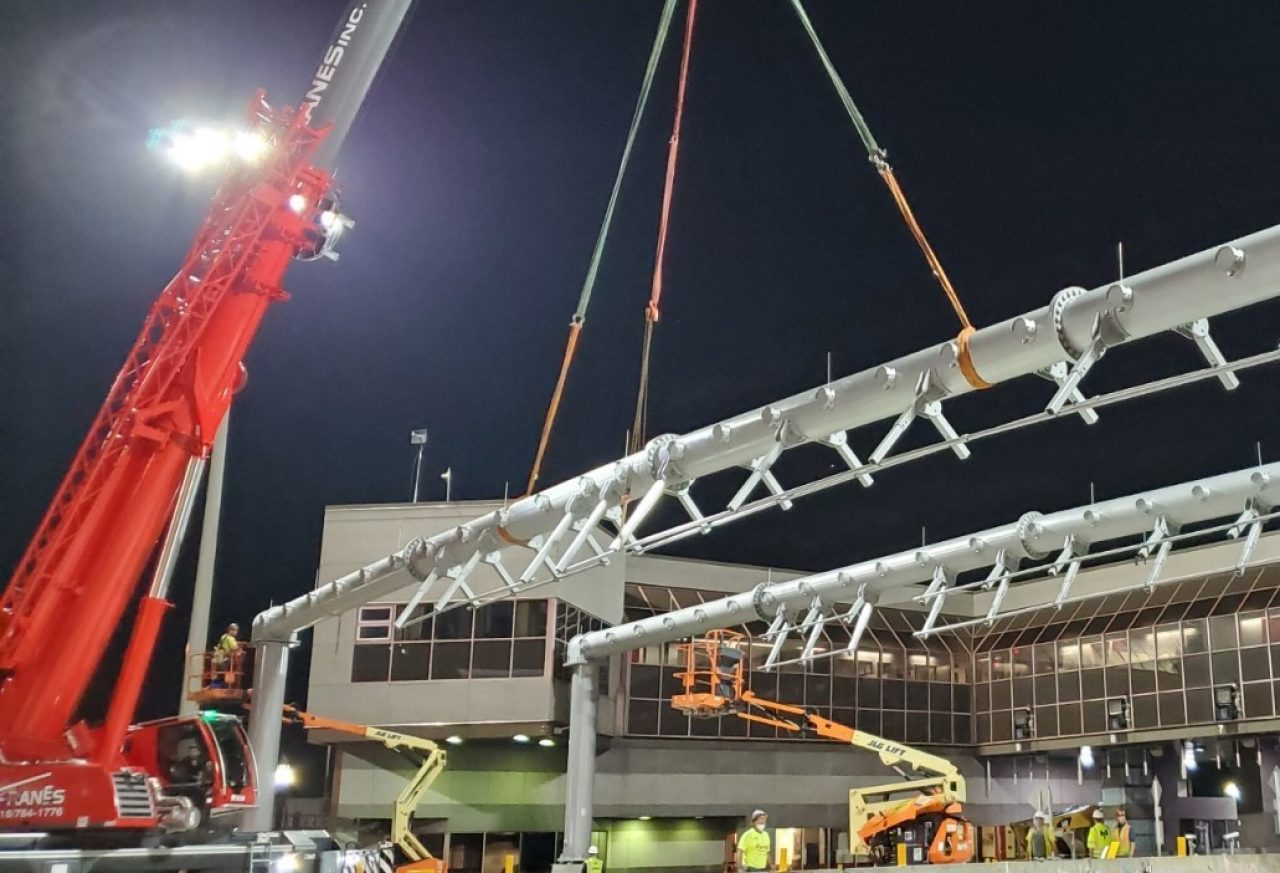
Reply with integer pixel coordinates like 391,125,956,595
256,224,1280,641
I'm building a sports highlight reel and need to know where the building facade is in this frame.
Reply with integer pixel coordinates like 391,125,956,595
306,500,1280,873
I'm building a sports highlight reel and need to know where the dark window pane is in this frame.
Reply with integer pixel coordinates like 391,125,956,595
751,671,778,700
953,685,971,713
882,680,905,710
472,641,513,678
930,713,952,744
1131,694,1158,729
1034,675,1056,706
690,714,719,738
907,682,929,711
882,710,906,741
1158,691,1186,726
1057,673,1080,703
1081,668,1105,700
1035,705,1058,738
857,709,881,736
1083,700,1106,734
511,639,546,677
628,700,659,735
515,600,548,637
1033,643,1055,675
1131,665,1157,694
1210,615,1238,651
833,676,857,707
1157,660,1184,691
778,673,805,702
1105,667,1130,697
475,602,514,639
1013,677,1033,708
659,704,691,737
991,680,1012,710
390,643,430,681
1244,681,1274,718
954,714,972,744
806,675,833,708
906,712,929,744
1186,688,1214,725
360,606,393,622
1242,647,1270,682
930,682,952,712
1212,651,1240,685
395,605,431,641
1185,653,1212,688
721,711,748,737
358,625,391,641
351,644,390,682
430,641,470,680
1211,594,1245,616
434,609,472,641
1272,647,1280,681
630,664,660,699
990,710,1012,742
975,683,990,713
1058,703,1081,735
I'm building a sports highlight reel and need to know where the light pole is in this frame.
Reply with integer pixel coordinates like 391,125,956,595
441,467,453,502
410,429,428,502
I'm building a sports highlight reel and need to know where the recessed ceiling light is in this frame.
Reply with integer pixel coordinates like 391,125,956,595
445,735,463,745
513,733,531,743
539,737,555,747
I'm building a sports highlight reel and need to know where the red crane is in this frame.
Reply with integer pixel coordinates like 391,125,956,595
0,0,413,832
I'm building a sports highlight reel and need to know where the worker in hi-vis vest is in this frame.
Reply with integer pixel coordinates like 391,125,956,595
585,845,603,873
1114,807,1134,857
1086,809,1111,858
1026,811,1056,860
736,810,771,873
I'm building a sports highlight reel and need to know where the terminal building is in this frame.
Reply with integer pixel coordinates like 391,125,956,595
302,499,1280,873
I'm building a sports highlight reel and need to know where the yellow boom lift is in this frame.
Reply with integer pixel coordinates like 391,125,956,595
282,706,447,873
672,631,973,866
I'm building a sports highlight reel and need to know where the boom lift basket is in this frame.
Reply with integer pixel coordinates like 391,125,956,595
672,630,747,718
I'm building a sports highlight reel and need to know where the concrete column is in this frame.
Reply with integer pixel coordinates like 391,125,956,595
559,662,599,865
180,412,230,717
244,636,291,832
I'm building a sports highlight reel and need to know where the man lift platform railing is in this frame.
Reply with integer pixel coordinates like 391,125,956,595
184,659,448,873
672,630,973,866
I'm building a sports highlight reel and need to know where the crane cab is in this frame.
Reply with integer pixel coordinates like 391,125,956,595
124,712,257,826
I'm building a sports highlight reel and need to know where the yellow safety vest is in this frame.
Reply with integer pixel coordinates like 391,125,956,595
1087,823,1111,857
737,828,770,870
586,857,604,873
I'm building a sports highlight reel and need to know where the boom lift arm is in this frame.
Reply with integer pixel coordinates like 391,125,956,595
672,631,972,864
282,706,445,873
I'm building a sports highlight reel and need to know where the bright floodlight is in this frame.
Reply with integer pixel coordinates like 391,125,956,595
513,733,530,743
234,129,268,163
445,735,463,746
538,737,555,748
168,127,230,172
288,194,307,214
274,762,297,788
1183,744,1198,772
274,852,300,873
1078,745,1094,768
1225,782,1241,801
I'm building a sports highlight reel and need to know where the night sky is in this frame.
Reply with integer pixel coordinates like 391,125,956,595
4,0,1280,735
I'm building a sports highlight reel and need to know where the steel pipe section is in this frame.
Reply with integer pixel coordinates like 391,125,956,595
565,463,1280,665
256,223,1280,642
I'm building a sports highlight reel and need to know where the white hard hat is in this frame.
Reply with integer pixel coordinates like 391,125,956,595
1092,808,1104,819
588,846,599,855
751,809,767,820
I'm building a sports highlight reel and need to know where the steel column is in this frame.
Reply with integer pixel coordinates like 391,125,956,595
244,637,291,832
559,662,599,864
